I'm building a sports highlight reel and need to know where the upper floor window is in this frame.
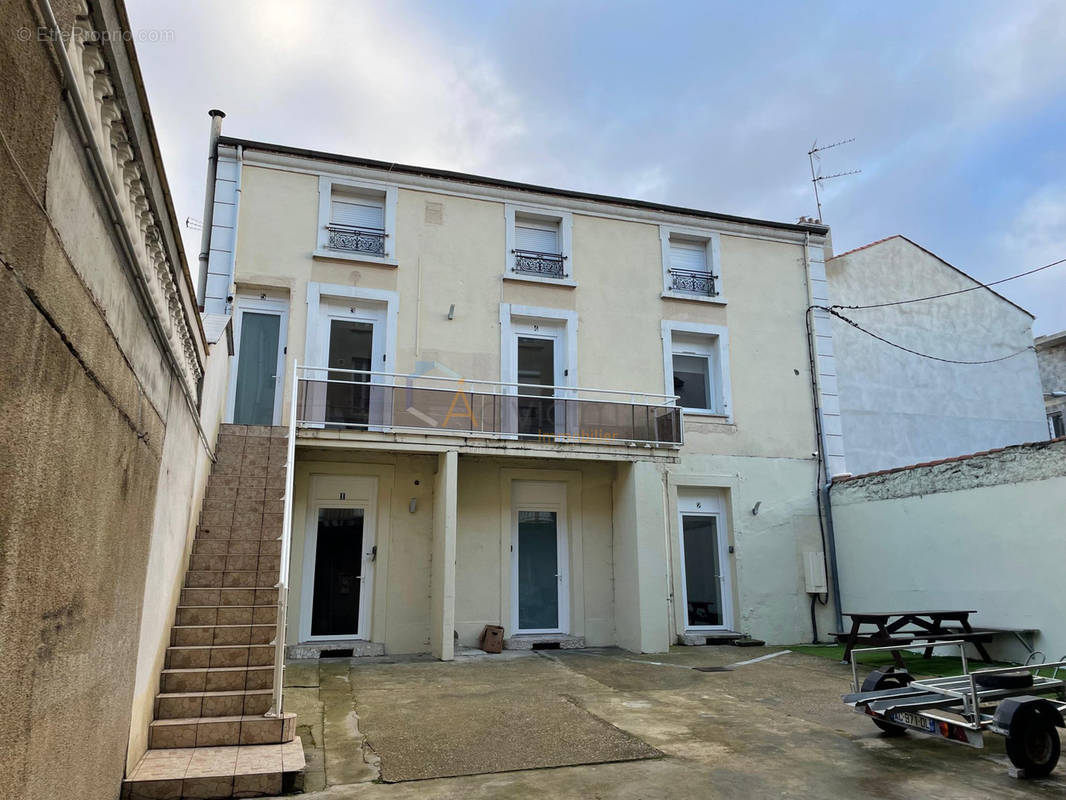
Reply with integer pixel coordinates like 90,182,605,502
660,226,723,302
1051,411,1065,439
662,321,732,419
315,177,398,265
505,204,574,285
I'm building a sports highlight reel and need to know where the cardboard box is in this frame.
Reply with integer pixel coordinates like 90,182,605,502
480,624,504,654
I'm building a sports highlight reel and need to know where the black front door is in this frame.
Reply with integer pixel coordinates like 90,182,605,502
311,508,364,636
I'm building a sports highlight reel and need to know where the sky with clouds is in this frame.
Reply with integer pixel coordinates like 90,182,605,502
127,0,1066,335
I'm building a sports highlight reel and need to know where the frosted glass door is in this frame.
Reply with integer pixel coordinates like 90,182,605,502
233,312,280,425
516,511,559,631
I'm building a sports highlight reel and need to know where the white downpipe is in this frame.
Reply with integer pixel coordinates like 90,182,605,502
266,363,299,717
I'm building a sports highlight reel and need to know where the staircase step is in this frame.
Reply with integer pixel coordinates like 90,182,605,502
123,739,305,800
147,713,296,749
161,666,274,694
191,539,281,557
171,624,277,647
155,689,274,719
179,588,279,607
184,571,280,589
165,644,276,670
175,605,278,627
188,554,281,572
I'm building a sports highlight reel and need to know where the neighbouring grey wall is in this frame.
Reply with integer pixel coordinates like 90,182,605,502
831,438,1066,662
827,236,1048,475
0,2,224,798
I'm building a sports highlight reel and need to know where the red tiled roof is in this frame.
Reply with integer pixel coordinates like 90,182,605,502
832,436,1066,483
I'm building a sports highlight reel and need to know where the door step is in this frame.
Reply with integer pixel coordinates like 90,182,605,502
503,633,586,651
286,639,386,659
679,631,743,646
122,739,304,799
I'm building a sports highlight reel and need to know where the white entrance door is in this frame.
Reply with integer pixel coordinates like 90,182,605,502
312,299,388,428
511,481,569,634
299,475,377,641
508,318,567,438
228,296,288,425
677,489,733,631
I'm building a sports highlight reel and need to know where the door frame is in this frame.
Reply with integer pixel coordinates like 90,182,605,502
510,480,569,635
676,490,734,632
298,475,378,642
226,294,289,425
499,304,578,437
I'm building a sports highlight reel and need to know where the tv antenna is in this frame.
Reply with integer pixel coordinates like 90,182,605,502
185,216,203,231
808,138,861,222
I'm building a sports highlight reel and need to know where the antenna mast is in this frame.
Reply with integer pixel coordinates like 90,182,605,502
807,138,860,222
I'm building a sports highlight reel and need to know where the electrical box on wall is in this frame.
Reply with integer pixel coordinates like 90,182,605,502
804,552,828,594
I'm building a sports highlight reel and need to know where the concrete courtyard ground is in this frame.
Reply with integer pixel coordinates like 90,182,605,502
280,646,1066,799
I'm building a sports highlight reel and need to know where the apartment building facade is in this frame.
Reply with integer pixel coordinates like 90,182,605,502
202,134,841,659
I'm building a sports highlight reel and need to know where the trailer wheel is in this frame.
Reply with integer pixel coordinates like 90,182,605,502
862,669,912,737
1006,714,1060,778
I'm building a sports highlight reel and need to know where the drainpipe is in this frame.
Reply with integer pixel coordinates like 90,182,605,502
823,480,844,633
195,109,226,310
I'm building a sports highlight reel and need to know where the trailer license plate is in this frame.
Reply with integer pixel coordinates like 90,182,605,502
891,711,936,732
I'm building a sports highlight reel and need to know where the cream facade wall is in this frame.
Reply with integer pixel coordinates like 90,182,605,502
223,147,832,652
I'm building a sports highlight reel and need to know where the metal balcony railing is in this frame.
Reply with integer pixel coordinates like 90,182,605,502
669,267,717,296
325,224,386,256
512,248,567,279
293,365,683,447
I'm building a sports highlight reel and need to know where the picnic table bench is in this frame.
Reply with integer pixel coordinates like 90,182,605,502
831,611,1036,667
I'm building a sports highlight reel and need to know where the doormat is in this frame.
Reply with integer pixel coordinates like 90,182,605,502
692,666,734,672
360,692,661,782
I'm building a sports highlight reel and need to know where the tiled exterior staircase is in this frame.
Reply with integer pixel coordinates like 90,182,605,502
123,425,303,799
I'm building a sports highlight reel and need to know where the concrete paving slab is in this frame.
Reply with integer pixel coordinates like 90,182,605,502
281,646,1066,799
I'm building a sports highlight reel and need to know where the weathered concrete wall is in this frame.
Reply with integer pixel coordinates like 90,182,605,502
0,2,222,796
1035,333,1066,424
827,236,1048,474
832,439,1066,661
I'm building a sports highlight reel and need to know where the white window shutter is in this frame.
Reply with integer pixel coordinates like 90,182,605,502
669,238,708,271
331,194,385,229
515,220,560,253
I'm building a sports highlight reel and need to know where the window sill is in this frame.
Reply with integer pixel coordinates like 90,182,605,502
682,409,733,423
661,291,727,305
503,272,577,288
313,249,399,267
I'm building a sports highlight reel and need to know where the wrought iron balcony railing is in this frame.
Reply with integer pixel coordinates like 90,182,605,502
669,267,717,296
326,224,386,256
293,365,682,447
512,248,567,279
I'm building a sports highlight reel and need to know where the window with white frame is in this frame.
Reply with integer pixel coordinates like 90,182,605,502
316,177,397,263
660,227,721,299
505,204,573,282
662,322,731,418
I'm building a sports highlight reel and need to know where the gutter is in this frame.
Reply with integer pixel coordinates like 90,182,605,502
38,0,215,457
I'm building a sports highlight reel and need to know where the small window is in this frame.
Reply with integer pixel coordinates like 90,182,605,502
662,322,731,418
660,227,721,301
672,354,711,410
315,177,397,263
1051,412,1065,439
505,205,573,283
328,187,386,256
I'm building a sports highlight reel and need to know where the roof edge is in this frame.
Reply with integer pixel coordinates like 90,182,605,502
828,234,1034,319
218,135,829,236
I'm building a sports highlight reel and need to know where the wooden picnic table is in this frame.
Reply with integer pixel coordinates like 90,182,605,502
837,610,994,667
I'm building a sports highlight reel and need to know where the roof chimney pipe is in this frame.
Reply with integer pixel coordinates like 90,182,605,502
195,109,226,310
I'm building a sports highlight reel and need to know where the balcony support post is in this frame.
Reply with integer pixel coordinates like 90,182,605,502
430,450,459,660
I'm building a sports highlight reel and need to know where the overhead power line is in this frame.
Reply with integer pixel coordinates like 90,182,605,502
834,255,1066,311
818,306,1035,364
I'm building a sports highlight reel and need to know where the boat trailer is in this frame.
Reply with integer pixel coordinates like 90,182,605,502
843,640,1066,778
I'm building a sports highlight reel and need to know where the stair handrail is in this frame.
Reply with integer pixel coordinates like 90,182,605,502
266,362,299,717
